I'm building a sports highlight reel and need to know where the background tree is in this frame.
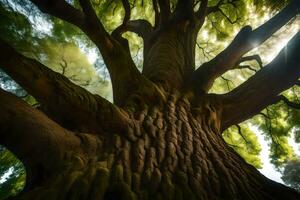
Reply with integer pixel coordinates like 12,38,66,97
282,157,300,192
0,0,300,199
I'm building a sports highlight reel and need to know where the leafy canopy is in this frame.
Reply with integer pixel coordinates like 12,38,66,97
0,0,299,198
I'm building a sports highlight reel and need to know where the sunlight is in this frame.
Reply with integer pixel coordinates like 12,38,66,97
86,48,98,64
202,30,208,40
264,31,298,63
249,125,284,183
0,167,13,184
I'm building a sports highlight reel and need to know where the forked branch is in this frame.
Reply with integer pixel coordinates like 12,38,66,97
278,95,300,109
220,32,300,131
191,0,300,92
0,39,130,134
30,0,153,105
237,55,263,69
113,0,153,42
111,0,131,38
195,0,208,29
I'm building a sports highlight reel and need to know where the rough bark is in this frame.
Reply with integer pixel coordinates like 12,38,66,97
142,28,197,92
3,91,299,200
1,0,300,200
0,39,129,134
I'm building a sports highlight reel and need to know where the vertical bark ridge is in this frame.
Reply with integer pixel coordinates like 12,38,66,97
12,92,300,200
143,30,195,92
0,89,103,193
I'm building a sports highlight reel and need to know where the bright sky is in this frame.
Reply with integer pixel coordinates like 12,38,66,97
0,167,13,184
250,125,300,184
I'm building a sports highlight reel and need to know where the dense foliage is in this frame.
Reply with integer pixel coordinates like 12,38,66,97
0,0,299,198
282,157,300,191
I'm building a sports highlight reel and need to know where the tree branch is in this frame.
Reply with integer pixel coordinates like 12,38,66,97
206,0,239,16
30,0,113,52
152,0,160,27
220,32,300,131
205,0,224,15
235,125,250,144
157,0,171,23
0,88,86,187
237,55,263,69
230,55,263,72
111,0,131,38
191,0,300,92
195,0,208,29
0,39,130,134
278,95,300,109
174,0,195,22
30,0,152,105
125,20,153,39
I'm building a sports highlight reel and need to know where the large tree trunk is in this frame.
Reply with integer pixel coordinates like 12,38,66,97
3,90,298,200
1,1,300,199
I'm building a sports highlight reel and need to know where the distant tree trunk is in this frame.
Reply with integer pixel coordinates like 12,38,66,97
1,0,300,199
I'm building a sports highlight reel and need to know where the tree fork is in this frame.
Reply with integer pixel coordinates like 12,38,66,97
0,39,129,134
29,0,159,106
0,88,101,190
3,92,300,200
1,0,300,199
221,32,300,131
191,0,300,93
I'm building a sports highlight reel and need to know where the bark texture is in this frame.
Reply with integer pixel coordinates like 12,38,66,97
1,0,300,200
4,91,299,200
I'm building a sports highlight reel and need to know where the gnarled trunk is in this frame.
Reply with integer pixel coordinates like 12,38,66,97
6,91,299,200
1,1,300,199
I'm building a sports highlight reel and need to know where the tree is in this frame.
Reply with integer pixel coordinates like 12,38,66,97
0,0,300,199
282,158,300,192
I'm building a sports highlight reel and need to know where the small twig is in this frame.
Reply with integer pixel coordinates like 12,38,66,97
278,95,300,109
235,124,250,144
221,76,234,91
237,55,263,69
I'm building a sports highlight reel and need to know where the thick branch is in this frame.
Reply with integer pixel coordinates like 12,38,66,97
230,55,263,72
30,0,113,52
111,0,131,38
158,0,171,23
30,0,150,105
152,0,160,27
0,39,129,134
191,0,300,92
174,0,195,22
126,20,153,39
220,32,300,131
78,0,101,22
113,19,153,42
195,0,208,29
0,88,84,187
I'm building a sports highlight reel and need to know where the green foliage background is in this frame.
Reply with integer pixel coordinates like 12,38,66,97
0,0,299,198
